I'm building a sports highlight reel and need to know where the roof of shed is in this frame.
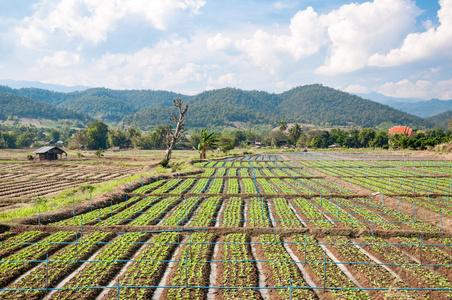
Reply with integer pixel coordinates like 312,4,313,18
34,146,66,154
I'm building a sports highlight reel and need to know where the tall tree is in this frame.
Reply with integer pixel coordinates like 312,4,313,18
161,99,189,165
198,129,218,159
86,121,109,150
288,122,302,144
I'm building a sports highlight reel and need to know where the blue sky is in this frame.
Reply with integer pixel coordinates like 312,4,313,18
0,0,451,99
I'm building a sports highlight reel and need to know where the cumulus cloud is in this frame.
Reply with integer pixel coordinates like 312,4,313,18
378,78,452,100
316,0,420,74
38,50,80,67
369,0,452,66
235,7,325,74
206,33,233,52
16,0,206,46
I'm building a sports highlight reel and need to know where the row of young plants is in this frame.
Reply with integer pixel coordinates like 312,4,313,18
0,231,45,259
95,197,159,226
1,231,111,299
226,178,240,194
299,160,377,168
258,234,316,299
256,178,278,194
51,198,133,226
160,197,199,227
349,198,440,232
361,236,452,298
270,178,297,194
133,179,165,194
106,232,180,300
271,198,302,228
400,195,452,217
242,178,258,194
206,178,223,193
151,179,182,194
292,235,369,299
169,178,196,194
50,232,148,300
291,198,334,228
247,198,269,227
188,178,210,194
188,197,221,227
166,233,215,299
312,197,367,230
0,231,76,287
317,166,423,178
130,197,180,226
396,236,452,274
330,198,402,231
324,235,416,299
221,197,243,227
217,233,261,299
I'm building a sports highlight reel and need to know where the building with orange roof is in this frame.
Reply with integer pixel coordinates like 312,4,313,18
388,126,413,137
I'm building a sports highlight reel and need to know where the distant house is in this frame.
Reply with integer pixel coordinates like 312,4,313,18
388,126,414,137
34,146,67,161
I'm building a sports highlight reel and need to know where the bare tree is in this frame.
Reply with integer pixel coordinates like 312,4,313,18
161,99,189,166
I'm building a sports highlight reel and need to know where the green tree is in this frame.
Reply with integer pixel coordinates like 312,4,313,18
198,129,218,159
288,123,302,145
279,121,288,131
371,131,388,148
358,128,376,147
86,121,109,150
107,128,127,148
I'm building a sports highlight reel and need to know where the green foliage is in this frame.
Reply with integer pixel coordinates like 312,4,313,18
86,121,109,150
0,93,89,122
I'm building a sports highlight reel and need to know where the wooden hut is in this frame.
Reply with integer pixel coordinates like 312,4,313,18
34,146,67,161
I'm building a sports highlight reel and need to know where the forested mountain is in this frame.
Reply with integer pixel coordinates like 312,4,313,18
426,111,452,130
277,85,427,127
0,84,434,129
0,93,89,122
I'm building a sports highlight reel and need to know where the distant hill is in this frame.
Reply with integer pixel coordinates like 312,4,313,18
385,99,452,118
356,92,452,118
0,84,432,129
425,111,452,130
124,85,429,129
0,79,89,93
0,93,89,122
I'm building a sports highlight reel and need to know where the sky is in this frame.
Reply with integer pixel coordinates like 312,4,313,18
0,0,451,99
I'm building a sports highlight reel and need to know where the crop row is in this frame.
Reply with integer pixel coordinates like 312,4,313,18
165,233,215,299
106,232,180,299
129,197,180,226
50,232,148,299
96,197,159,226
292,235,369,299
2,231,111,299
189,197,221,227
0,231,76,287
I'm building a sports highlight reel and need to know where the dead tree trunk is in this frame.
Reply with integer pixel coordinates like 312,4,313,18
161,99,188,165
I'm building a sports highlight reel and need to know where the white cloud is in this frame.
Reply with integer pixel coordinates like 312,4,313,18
235,6,324,74
369,0,452,66
316,0,420,74
378,78,452,100
343,84,369,94
38,50,80,67
206,33,233,52
15,0,206,46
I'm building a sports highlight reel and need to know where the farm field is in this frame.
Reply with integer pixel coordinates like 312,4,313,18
0,151,451,299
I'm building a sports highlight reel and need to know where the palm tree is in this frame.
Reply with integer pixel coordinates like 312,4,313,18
288,122,302,143
279,121,288,131
198,129,218,159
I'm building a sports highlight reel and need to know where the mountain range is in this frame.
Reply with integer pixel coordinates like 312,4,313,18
0,83,450,130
